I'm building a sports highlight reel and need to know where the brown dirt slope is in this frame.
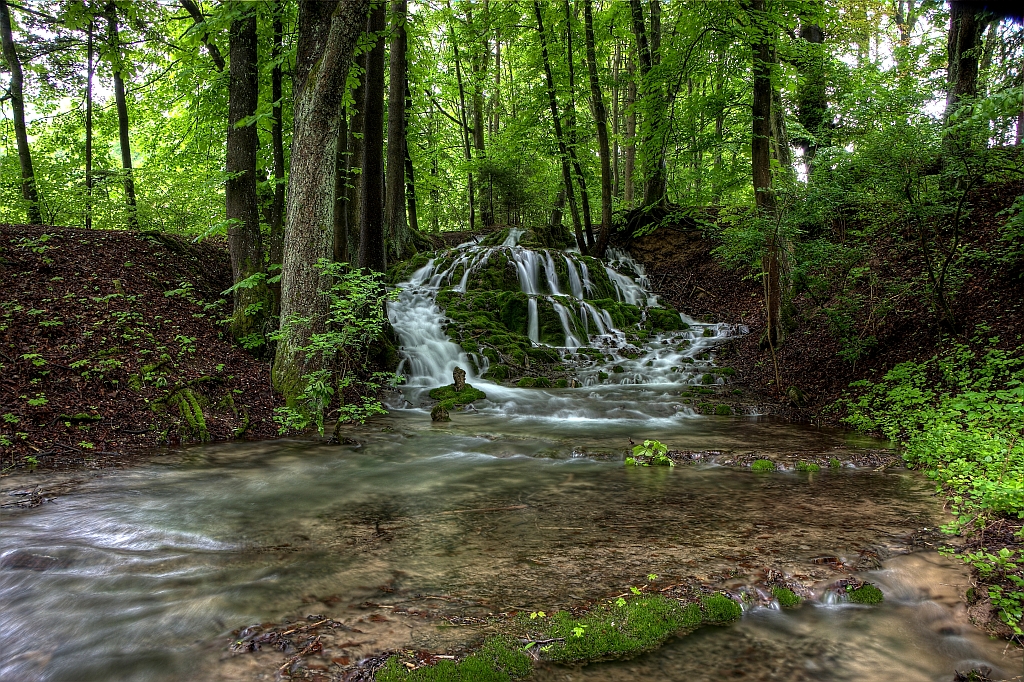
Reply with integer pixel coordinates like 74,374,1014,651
620,181,1024,420
1,225,280,473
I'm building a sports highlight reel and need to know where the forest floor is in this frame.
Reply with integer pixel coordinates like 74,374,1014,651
620,179,1024,424
0,224,281,485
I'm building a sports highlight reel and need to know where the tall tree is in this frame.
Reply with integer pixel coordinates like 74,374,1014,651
357,0,387,272
628,0,666,209
623,58,637,207
534,0,586,252
796,13,826,165
404,77,419,233
180,0,226,72
345,50,368,260
385,0,411,260
563,0,595,249
0,0,42,224
944,1,986,126
274,0,371,401
225,3,263,337
584,0,612,256
105,2,139,230
448,4,476,231
85,16,94,229
268,3,286,266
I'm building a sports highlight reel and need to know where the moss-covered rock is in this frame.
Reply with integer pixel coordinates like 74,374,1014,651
428,383,486,405
772,586,801,608
846,583,884,604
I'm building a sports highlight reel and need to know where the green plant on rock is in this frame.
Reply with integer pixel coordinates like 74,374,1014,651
701,593,743,622
169,388,210,442
846,583,884,604
628,440,674,467
796,461,821,472
771,586,801,607
751,459,775,472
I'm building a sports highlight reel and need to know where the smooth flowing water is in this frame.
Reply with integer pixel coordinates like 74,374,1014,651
2,238,1021,681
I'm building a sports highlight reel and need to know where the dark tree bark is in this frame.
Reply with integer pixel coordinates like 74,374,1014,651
269,4,286,266
448,7,476,231
623,58,636,207
357,0,387,272
749,0,783,350
273,0,371,402
944,1,986,125
584,0,612,256
226,5,263,337
106,3,139,230
627,0,666,209
612,40,621,198
796,18,826,164
534,0,585,253
86,17,94,229
0,0,41,224
563,0,595,249
385,0,411,260
346,49,367,260
180,0,225,72
404,77,419,233
334,110,350,263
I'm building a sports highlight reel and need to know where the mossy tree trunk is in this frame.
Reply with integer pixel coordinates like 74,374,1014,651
274,0,371,402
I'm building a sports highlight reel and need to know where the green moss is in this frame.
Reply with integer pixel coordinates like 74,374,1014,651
714,404,732,416
598,371,609,381
526,346,561,364
647,308,684,332
483,364,510,382
428,383,486,405
170,388,210,442
796,461,821,472
555,378,569,388
771,586,801,608
375,635,530,682
701,373,716,385
542,595,702,664
751,459,776,472
701,594,742,623
517,377,536,388
829,457,842,468
847,583,884,604
533,377,552,388
612,365,625,374
702,327,715,337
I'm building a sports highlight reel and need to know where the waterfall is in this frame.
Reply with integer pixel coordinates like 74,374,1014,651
543,252,562,295
527,298,539,343
565,255,584,299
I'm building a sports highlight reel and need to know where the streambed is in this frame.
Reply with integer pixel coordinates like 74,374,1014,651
1,411,1020,681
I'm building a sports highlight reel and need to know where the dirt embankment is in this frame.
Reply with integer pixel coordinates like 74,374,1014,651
620,181,1024,420
1,225,280,477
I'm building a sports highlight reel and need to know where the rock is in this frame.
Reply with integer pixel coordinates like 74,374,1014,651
430,403,450,422
453,366,466,392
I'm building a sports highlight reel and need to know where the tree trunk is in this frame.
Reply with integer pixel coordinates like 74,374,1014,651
226,6,264,338
269,5,286,266
627,0,665,209
346,49,367,259
385,0,411,261
180,0,225,72
85,17,94,229
750,0,782,350
448,8,476,231
944,1,985,126
0,0,41,224
106,3,139,230
563,0,595,250
357,0,387,272
796,18,826,165
404,76,419,233
585,0,612,256
624,58,636,208
770,86,792,172
612,40,621,198
333,110,349,262
534,0,585,253
274,0,371,402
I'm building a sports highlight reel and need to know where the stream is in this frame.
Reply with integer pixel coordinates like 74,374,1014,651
2,236,1021,681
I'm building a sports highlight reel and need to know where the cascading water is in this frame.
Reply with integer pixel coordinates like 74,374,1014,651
387,229,748,422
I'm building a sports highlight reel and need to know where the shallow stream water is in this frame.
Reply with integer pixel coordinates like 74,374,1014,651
2,238,1021,681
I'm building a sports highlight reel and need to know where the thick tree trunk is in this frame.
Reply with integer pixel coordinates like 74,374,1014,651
627,0,666,209
944,1,985,125
585,0,612,257
106,4,139,230
226,6,264,337
449,11,476,231
0,0,41,224
86,18,94,229
273,0,371,402
180,0,225,72
563,0,594,250
357,0,387,272
385,0,411,261
623,59,636,208
534,0,585,253
269,6,286,266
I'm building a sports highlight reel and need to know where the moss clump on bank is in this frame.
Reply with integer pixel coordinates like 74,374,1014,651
846,583,884,604
751,459,775,472
772,586,801,607
428,384,486,405
701,593,743,622
375,636,531,682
